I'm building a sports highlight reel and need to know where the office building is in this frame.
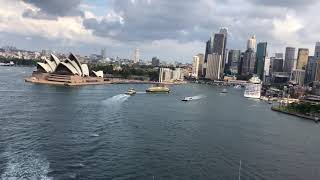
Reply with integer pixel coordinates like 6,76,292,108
213,33,227,73
305,56,317,84
275,53,283,59
205,53,223,80
272,58,284,73
151,57,160,67
291,69,305,86
219,27,228,65
296,48,309,70
256,42,268,79
241,49,256,76
315,41,320,59
204,35,214,63
247,35,256,52
227,50,241,75
197,53,205,77
284,47,296,73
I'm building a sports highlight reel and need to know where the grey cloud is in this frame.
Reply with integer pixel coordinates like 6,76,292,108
23,0,83,19
82,0,288,45
22,9,57,20
250,0,319,8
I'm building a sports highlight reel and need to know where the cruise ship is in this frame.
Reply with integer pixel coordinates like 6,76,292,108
244,75,262,99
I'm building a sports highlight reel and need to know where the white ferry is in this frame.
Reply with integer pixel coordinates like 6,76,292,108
244,75,262,99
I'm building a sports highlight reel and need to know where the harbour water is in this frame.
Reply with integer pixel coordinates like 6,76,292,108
1,66,320,179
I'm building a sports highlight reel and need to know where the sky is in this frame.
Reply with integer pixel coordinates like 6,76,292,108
0,0,319,62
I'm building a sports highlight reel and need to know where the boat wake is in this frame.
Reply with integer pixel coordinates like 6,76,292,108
185,95,206,100
1,150,52,180
102,94,130,106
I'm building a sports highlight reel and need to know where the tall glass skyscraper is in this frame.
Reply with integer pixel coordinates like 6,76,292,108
256,42,268,79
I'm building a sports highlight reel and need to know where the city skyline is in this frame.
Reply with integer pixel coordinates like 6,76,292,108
1,0,320,62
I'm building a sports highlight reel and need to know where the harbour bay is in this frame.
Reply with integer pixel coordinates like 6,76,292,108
1,66,320,179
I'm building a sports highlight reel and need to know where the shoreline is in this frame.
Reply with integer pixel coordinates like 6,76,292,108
24,77,186,86
271,106,319,123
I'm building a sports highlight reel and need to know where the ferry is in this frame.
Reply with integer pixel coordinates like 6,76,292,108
146,84,170,93
125,88,136,95
0,61,14,66
244,75,262,99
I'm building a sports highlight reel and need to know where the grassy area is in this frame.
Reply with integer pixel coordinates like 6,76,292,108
276,102,320,116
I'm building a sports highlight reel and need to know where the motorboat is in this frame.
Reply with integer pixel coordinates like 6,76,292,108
234,85,242,89
221,89,228,93
182,97,193,101
146,85,170,93
125,88,136,95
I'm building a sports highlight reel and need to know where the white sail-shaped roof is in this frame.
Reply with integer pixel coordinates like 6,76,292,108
55,61,80,75
81,64,89,76
69,53,83,75
66,59,82,76
37,62,53,73
50,54,60,67
44,58,56,72
92,70,104,77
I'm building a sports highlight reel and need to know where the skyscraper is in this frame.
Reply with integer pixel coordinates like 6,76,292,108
247,35,256,52
296,48,309,70
205,53,223,80
151,57,160,66
305,56,317,84
256,42,268,79
101,48,106,60
133,48,139,63
192,55,200,79
204,35,214,63
219,27,228,65
197,53,205,77
272,58,284,73
227,50,241,75
275,53,283,59
241,49,256,76
284,47,296,73
314,41,320,59
212,33,226,76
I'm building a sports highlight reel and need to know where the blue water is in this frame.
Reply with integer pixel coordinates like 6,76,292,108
1,66,320,179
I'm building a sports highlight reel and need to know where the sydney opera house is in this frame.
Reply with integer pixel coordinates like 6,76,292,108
27,53,105,85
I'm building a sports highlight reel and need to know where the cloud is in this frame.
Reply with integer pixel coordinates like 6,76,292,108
22,0,83,19
0,0,320,61
250,0,319,8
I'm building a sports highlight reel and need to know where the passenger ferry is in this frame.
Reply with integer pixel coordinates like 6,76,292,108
244,75,262,99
